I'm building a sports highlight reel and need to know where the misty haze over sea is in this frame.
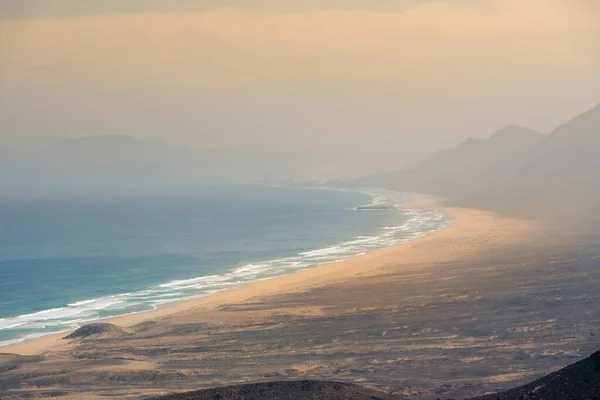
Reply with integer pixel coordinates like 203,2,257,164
1,2,599,398
1,101,599,348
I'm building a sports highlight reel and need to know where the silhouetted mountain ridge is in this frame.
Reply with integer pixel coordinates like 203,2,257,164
522,103,600,181
361,124,543,197
0,135,335,192
360,102,600,213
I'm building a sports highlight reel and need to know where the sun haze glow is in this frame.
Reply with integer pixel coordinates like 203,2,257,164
0,0,598,161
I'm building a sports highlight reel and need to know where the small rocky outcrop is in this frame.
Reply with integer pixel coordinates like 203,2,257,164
64,323,133,340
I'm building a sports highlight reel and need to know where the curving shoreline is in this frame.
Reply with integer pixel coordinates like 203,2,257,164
1,192,561,400
0,187,445,348
1,193,448,354
2,193,537,358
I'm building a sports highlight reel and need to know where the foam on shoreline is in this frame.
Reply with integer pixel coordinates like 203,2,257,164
0,189,449,348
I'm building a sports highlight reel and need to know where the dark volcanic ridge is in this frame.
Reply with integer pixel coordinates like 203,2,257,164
64,323,133,340
473,349,600,400
148,350,600,400
148,380,401,400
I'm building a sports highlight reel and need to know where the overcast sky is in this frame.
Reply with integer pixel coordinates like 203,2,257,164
0,0,598,159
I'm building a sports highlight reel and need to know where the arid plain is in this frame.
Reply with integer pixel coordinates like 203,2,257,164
1,195,600,400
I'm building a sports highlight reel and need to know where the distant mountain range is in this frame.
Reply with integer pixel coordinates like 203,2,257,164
363,124,543,194
521,103,600,184
360,102,600,215
0,136,340,193
0,135,419,194
3,102,599,199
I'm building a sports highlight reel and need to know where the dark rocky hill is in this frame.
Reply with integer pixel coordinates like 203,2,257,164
472,349,600,400
64,323,133,340
148,350,600,400
148,380,403,400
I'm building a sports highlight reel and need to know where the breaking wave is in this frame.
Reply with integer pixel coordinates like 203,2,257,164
0,188,448,347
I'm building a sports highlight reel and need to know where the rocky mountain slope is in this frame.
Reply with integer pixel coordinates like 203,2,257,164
148,350,600,400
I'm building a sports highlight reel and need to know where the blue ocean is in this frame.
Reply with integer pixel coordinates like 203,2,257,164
0,184,447,346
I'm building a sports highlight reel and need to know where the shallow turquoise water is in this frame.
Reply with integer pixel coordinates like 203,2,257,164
0,184,446,345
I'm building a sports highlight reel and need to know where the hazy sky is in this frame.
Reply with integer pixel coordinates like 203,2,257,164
1,0,598,158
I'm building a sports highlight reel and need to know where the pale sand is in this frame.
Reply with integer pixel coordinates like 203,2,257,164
2,193,539,356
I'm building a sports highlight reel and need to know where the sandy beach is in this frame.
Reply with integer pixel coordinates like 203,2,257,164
3,193,600,399
3,2,599,398
2,194,532,356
